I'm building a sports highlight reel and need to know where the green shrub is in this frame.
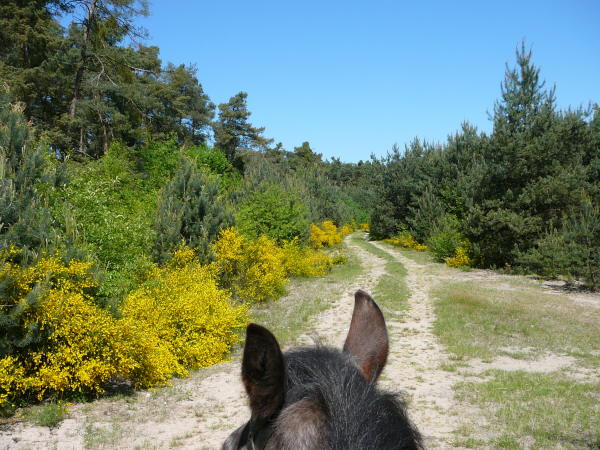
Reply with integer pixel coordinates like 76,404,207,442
187,146,233,175
427,214,463,262
23,402,69,427
0,96,65,264
154,157,232,263
520,200,600,288
517,229,570,279
408,186,446,242
135,136,180,187
236,185,309,243
59,143,157,304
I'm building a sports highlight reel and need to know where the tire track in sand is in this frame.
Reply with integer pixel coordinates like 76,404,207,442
195,235,389,449
369,241,467,449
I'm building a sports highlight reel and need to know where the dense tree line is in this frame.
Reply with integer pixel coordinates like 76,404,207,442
369,44,599,288
0,0,597,308
0,0,272,161
0,0,370,317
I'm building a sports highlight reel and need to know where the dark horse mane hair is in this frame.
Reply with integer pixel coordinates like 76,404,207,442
283,346,422,449
223,290,423,450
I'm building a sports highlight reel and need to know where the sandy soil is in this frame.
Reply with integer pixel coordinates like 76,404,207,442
1,235,597,449
369,242,474,448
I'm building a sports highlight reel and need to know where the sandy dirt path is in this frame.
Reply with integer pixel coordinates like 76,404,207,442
193,235,389,450
368,242,468,449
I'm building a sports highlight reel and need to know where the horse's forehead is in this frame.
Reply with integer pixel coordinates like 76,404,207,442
269,397,328,449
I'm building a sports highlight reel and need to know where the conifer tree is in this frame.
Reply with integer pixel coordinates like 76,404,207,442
0,96,61,264
408,186,446,242
154,158,232,263
293,141,322,165
213,92,272,169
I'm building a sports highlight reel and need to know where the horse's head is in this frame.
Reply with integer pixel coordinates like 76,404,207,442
223,290,422,450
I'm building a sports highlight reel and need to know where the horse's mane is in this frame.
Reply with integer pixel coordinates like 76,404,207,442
283,346,422,450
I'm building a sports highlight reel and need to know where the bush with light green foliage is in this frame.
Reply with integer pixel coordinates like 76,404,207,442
236,185,309,243
59,143,157,306
426,214,464,262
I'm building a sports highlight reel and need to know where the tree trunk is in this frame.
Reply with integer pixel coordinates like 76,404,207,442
69,0,98,118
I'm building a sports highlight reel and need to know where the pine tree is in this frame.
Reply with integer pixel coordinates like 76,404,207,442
408,186,446,242
0,0,67,128
213,92,272,169
293,141,322,165
563,200,600,289
154,158,232,263
493,42,555,137
0,95,60,264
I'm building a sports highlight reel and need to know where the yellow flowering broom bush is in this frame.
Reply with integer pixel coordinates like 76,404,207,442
309,220,344,248
0,252,144,406
0,247,248,409
444,241,472,268
212,228,287,302
122,246,248,379
281,238,335,277
340,224,354,236
385,231,428,251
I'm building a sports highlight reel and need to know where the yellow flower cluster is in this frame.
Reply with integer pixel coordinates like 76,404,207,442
1,225,346,407
212,228,287,302
340,224,354,235
281,238,335,277
358,223,370,231
384,232,428,251
0,253,135,405
0,248,248,408
122,246,248,378
309,221,349,248
444,244,472,268
0,357,26,409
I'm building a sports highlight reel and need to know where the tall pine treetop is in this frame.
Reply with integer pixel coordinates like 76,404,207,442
493,41,556,137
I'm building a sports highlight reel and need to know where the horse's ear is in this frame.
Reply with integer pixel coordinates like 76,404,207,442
343,290,389,381
242,324,286,424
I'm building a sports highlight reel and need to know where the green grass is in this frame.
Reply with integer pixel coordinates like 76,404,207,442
432,282,600,364
433,280,600,447
373,261,409,319
378,240,434,265
22,402,68,427
348,235,411,330
348,233,410,318
350,232,394,261
456,371,600,449
83,422,125,449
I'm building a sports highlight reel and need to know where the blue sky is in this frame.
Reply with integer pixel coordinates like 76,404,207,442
136,0,599,162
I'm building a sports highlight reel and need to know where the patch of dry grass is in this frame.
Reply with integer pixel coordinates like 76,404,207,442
433,279,600,448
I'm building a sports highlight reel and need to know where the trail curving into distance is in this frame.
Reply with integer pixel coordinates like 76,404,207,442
1,235,479,449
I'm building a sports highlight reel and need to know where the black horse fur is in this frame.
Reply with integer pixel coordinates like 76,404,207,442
222,290,423,450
